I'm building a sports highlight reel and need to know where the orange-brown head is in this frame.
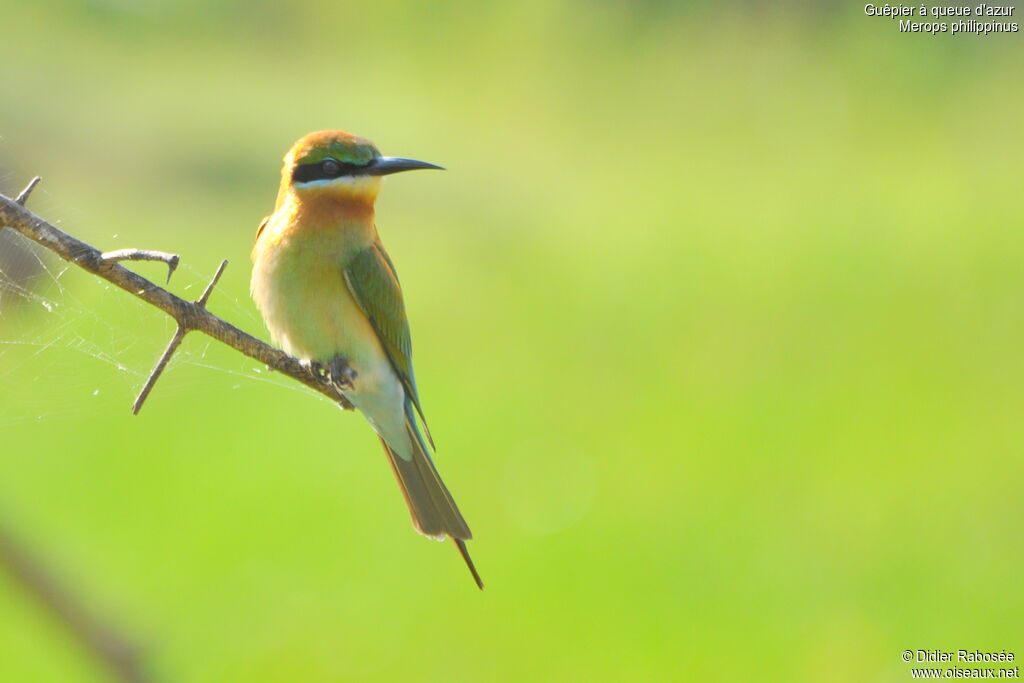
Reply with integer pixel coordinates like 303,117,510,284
275,130,443,211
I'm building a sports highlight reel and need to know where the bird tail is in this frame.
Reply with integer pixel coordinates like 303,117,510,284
379,406,483,589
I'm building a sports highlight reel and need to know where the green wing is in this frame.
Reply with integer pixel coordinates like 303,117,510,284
343,241,433,445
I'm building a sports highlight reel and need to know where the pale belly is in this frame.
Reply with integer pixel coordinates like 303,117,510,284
250,230,398,403
250,200,415,459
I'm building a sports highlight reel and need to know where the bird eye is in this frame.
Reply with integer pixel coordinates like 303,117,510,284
322,159,341,177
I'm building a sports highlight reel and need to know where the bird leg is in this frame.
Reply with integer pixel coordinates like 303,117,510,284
294,357,355,411
298,358,326,379
327,355,358,391
298,356,357,392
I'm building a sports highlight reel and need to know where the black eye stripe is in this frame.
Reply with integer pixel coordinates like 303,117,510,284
292,158,372,183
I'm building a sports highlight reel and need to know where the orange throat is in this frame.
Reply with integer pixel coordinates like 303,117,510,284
285,177,379,227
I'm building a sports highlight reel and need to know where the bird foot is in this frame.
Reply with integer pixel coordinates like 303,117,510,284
327,355,358,390
331,352,360,389
298,357,356,410
299,358,325,378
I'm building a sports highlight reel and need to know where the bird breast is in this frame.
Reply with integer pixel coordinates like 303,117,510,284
250,214,390,390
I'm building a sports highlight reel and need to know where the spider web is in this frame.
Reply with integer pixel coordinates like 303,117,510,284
0,184,326,427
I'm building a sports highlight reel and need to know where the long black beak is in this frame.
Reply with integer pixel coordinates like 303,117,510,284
365,157,445,176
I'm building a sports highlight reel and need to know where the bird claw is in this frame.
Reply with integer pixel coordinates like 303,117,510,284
327,355,358,390
299,356,355,410
299,358,326,378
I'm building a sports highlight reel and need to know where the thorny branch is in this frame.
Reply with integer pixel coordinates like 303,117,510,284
0,176,361,681
0,177,355,412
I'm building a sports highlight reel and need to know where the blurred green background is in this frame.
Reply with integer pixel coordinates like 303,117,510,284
2,1,1022,681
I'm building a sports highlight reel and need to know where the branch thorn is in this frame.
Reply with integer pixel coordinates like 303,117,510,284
101,249,180,284
132,260,227,415
15,176,41,205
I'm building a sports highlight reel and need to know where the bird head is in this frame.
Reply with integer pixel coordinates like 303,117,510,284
277,130,443,208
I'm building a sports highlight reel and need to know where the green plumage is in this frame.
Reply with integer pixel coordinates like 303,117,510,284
253,130,479,588
343,241,433,445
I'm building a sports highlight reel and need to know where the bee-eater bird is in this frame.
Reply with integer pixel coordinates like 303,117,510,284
250,130,482,589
